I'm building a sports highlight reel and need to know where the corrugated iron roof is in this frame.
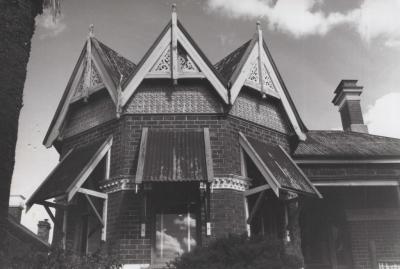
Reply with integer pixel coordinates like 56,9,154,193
141,130,208,182
27,139,106,205
293,131,400,159
245,136,320,197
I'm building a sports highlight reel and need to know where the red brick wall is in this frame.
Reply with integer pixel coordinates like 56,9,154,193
124,80,225,114
62,90,116,139
117,114,290,178
107,191,151,264
55,80,294,264
340,100,365,131
348,219,400,269
208,189,247,238
230,89,292,134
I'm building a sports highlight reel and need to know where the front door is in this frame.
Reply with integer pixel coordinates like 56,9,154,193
154,210,197,264
151,182,200,266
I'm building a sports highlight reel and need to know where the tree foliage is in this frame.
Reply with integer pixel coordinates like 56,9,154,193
169,234,303,269
0,238,122,269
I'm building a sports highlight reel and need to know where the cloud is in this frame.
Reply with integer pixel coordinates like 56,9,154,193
156,231,183,256
206,0,400,47
354,0,400,46
174,215,196,230
365,92,400,138
35,9,66,39
183,237,197,249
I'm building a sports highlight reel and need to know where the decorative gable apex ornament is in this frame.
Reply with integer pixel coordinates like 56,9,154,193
122,4,228,105
244,61,279,99
43,25,133,148
73,59,104,101
149,45,200,75
224,22,307,141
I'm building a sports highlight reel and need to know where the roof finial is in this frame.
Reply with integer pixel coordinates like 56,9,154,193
256,21,262,36
172,3,177,13
89,24,94,38
256,21,266,98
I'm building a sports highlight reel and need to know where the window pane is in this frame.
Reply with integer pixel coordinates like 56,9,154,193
155,213,197,262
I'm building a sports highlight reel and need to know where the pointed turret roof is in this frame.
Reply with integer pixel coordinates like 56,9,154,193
94,39,136,86
214,23,307,139
121,6,229,105
43,32,136,148
214,40,252,84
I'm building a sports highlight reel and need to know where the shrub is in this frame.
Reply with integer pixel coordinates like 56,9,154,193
168,234,303,269
0,237,122,269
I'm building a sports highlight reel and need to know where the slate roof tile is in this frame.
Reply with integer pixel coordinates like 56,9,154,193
293,131,400,159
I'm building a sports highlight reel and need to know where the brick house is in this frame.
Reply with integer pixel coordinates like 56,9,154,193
26,6,400,269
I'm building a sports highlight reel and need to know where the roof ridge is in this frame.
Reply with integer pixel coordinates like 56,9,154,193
307,130,400,141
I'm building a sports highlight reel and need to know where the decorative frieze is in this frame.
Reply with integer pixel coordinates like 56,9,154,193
201,175,251,192
99,175,137,193
100,175,251,192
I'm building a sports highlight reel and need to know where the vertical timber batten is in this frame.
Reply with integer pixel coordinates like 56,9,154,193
171,4,178,84
102,195,108,241
136,128,149,184
256,22,265,98
203,128,214,182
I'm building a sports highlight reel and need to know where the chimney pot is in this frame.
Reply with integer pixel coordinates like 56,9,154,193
332,79,368,133
37,219,51,243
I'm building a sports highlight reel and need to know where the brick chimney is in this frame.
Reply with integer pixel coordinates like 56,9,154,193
332,80,368,133
8,195,25,223
37,219,51,243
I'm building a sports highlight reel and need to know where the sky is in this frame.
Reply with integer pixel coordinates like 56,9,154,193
10,0,400,235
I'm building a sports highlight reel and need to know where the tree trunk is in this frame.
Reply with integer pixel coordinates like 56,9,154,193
0,0,42,241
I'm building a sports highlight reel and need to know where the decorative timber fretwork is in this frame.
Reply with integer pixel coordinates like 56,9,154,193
225,22,306,140
122,4,228,105
200,175,251,192
100,175,251,193
244,61,279,99
148,45,200,76
152,46,171,73
72,59,104,101
99,176,138,193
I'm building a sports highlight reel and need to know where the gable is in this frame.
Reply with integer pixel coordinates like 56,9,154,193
122,18,229,106
244,61,280,99
43,36,135,148
71,58,104,102
148,44,201,77
224,27,306,141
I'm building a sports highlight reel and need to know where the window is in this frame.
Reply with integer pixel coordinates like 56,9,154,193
155,211,197,261
151,183,201,265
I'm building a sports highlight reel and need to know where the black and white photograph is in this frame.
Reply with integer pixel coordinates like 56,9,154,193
1,0,400,268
